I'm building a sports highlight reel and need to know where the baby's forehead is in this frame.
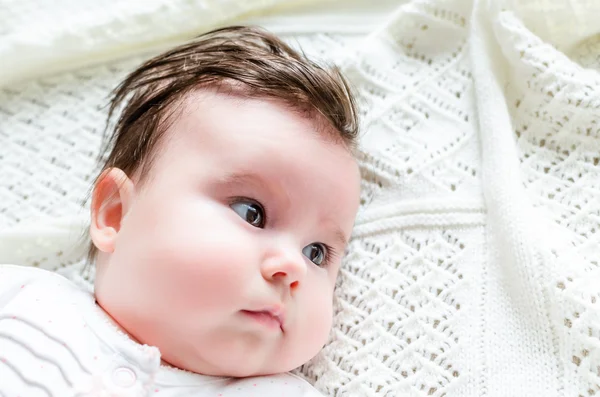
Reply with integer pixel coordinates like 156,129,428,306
158,89,355,174
136,89,356,186
175,88,352,149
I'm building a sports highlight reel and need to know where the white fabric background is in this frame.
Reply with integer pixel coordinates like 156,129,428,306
1,0,599,395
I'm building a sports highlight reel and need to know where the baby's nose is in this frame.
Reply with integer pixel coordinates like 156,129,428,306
260,248,307,289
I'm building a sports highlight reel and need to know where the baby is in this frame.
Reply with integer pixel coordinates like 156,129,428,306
0,26,360,396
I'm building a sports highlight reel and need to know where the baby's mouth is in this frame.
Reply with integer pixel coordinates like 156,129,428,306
240,309,284,332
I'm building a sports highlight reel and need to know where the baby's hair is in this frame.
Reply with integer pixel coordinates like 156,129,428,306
87,25,359,263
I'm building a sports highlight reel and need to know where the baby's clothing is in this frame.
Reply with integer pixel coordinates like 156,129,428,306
0,265,323,396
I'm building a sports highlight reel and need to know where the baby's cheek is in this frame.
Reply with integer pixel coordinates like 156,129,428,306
294,283,334,359
154,229,254,309
310,300,333,342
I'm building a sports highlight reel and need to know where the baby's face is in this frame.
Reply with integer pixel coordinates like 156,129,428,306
93,90,360,377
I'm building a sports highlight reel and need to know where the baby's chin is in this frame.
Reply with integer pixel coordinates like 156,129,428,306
159,360,257,378
160,356,295,378
159,342,314,378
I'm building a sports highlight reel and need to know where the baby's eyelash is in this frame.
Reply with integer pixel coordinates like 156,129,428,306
322,244,339,267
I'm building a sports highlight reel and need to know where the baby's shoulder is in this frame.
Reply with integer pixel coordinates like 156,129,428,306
0,263,67,283
0,264,88,311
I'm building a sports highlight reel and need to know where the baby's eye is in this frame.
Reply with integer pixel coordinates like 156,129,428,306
302,243,327,266
230,200,265,228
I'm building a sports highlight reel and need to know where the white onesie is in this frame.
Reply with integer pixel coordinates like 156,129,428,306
0,265,324,396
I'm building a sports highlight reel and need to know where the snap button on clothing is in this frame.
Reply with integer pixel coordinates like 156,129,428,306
112,367,136,387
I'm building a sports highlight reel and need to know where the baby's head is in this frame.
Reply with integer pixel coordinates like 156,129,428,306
88,26,360,377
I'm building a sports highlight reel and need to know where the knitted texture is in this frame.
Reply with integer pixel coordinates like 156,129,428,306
1,0,599,396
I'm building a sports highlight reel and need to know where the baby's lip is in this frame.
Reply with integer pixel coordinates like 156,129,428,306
243,305,285,332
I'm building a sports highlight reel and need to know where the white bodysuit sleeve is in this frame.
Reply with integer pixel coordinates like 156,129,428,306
0,265,48,308
0,265,92,397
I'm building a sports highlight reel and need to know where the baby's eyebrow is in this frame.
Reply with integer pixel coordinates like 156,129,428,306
217,170,290,206
219,171,267,188
217,171,280,197
333,227,348,248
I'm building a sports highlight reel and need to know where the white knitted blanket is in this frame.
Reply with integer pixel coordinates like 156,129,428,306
1,0,599,396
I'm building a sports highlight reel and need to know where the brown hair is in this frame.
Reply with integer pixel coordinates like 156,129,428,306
88,25,359,262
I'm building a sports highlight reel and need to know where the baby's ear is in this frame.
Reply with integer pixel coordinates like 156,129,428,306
90,168,135,253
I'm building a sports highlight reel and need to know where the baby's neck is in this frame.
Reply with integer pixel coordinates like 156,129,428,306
95,299,139,342
94,300,181,369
